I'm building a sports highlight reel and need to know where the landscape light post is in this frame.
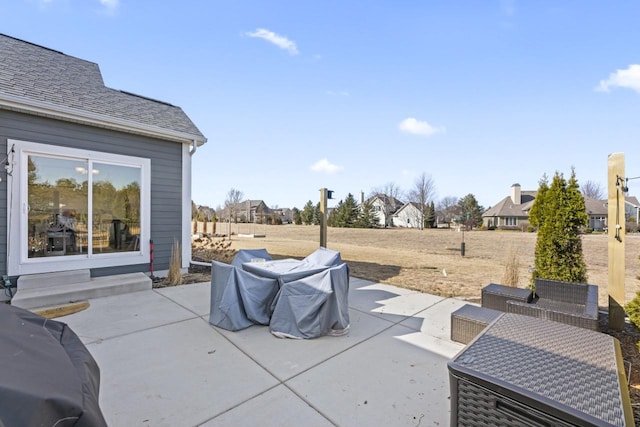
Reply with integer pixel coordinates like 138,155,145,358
319,188,334,248
460,213,469,257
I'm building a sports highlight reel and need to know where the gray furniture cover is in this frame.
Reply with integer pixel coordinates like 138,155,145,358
209,260,279,331
269,263,350,339
242,258,330,283
0,304,107,427
231,248,273,267
302,247,343,267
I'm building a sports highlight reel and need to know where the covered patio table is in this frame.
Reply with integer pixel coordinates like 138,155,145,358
242,258,330,283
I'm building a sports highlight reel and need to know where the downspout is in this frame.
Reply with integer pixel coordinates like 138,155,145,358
189,139,210,267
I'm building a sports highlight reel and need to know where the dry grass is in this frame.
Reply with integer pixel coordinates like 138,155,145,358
210,223,640,306
167,239,182,286
501,246,520,287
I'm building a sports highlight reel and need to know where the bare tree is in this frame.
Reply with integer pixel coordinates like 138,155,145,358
224,188,244,223
581,180,604,200
407,172,436,230
368,182,403,200
436,196,460,227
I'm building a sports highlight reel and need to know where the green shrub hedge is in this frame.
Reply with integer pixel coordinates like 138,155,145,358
624,291,640,329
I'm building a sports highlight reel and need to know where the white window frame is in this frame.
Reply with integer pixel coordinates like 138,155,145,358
7,139,151,276
504,217,518,226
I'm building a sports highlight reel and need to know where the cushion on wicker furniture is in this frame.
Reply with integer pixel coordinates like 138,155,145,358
481,283,533,312
505,278,599,331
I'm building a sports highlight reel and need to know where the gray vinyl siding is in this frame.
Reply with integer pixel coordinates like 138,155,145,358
0,109,183,278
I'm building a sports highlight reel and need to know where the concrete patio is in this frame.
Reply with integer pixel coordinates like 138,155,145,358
57,276,469,427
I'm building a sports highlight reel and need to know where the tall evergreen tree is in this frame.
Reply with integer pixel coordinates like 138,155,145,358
330,194,359,227
427,201,436,228
313,202,322,225
300,200,315,225
457,194,484,228
356,199,378,228
292,207,302,225
529,170,588,284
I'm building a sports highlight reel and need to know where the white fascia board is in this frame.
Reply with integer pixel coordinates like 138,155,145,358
0,93,207,146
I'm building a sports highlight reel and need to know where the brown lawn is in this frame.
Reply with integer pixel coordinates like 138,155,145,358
212,223,640,308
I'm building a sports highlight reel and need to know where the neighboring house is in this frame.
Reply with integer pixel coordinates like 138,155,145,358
236,200,270,223
624,196,640,225
0,35,206,287
392,202,423,228
584,197,608,231
271,207,293,224
365,194,404,227
482,184,536,229
483,183,639,231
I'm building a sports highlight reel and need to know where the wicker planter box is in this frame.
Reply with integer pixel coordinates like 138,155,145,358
450,304,501,344
448,314,633,426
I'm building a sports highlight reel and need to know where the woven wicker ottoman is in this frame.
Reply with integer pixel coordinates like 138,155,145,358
450,304,501,344
481,283,533,312
448,313,634,426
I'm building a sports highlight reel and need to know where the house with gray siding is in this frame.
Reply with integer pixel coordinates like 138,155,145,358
483,182,639,232
482,184,536,230
0,34,206,305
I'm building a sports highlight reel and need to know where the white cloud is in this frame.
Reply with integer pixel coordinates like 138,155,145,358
596,64,640,94
246,28,299,55
327,90,350,97
398,117,445,137
99,0,119,10
310,158,343,174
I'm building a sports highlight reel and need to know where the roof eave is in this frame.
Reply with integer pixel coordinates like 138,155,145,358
0,93,207,146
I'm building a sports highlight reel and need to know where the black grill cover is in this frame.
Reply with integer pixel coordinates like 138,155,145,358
0,304,107,427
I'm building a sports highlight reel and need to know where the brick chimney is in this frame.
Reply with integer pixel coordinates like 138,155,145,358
511,183,521,205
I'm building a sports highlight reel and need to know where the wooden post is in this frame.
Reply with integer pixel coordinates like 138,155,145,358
320,188,328,248
608,152,626,331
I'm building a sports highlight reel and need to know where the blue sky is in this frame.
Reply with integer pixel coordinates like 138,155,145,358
3,1,640,210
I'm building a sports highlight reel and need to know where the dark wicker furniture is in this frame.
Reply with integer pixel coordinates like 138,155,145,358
481,283,533,312
448,313,634,426
507,278,599,331
450,304,501,344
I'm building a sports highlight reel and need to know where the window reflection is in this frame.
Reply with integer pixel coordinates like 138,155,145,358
92,163,141,253
27,156,88,257
26,155,141,258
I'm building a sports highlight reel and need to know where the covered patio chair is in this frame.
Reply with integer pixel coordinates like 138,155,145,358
230,248,273,268
269,263,350,339
209,261,279,331
302,247,342,267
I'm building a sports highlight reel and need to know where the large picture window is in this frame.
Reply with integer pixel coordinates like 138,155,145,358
9,140,150,275
26,157,141,257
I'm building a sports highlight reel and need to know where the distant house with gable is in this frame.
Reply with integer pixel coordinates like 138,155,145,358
482,184,536,229
364,193,404,228
483,183,640,231
236,200,270,223
392,202,423,228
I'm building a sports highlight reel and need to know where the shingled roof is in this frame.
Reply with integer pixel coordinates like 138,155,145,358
0,34,205,144
482,191,536,218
